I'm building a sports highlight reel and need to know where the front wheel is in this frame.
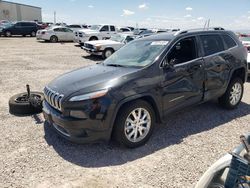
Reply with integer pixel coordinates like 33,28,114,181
113,100,155,148
219,78,244,109
5,31,11,37
102,48,114,59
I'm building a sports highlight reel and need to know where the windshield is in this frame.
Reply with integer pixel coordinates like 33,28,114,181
110,35,126,42
104,40,169,67
90,25,101,30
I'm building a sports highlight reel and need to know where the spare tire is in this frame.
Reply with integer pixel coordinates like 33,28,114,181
9,92,44,115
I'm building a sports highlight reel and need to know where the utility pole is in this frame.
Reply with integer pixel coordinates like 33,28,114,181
54,11,56,24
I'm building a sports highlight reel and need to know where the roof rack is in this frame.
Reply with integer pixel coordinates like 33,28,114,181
174,27,225,36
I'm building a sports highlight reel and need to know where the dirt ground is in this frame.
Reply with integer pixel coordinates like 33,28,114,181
0,37,249,188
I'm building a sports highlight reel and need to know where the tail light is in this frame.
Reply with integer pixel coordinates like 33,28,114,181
41,31,46,35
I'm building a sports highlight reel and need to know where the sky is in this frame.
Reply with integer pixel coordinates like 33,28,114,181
5,0,250,30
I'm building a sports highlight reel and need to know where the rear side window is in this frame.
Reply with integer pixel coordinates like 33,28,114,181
222,34,237,49
69,25,81,28
110,26,116,31
200,35,224,56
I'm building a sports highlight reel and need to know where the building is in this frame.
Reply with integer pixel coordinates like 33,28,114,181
0,0,42,22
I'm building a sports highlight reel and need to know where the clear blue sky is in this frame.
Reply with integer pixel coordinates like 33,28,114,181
6,0,250,30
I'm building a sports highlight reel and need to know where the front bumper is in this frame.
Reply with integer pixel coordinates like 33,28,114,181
81,46,102,56
43,101,111,143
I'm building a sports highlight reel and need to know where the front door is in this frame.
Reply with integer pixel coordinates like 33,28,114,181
161,36,205,116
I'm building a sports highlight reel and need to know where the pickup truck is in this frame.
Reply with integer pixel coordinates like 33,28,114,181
73,24,117,45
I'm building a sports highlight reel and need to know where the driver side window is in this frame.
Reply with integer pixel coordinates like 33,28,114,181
168,37,197,65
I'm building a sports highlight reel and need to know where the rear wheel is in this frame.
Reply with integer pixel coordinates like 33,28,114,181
31,31,36,37
5,31,11,37
102,48,114,59
50,35,58,43
219,78,243,109
113,100,155,148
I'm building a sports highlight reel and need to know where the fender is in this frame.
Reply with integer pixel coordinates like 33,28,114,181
108,93,163,133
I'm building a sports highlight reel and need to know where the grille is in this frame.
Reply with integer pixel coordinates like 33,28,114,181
84,43,94,49
44,86,64,111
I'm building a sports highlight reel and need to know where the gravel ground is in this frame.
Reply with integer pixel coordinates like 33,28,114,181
0,37,249,188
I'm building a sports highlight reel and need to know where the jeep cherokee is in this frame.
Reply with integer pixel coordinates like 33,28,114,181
43,28,248,148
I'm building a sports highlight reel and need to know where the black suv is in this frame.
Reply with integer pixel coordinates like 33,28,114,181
1,21,40,37
43,28,248,148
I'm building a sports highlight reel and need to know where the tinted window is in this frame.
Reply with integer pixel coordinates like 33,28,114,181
110,26,116,31
100,25,109,32
15,22,22,26
222,35,237,49
54,28,64,32
22,22,33,27
168,37,197,64
121,28,130,32
69,25,81,28
200,35,224,56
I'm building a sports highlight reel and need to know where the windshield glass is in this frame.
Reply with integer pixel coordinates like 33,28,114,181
104,40,169,67
110,35,126,42
90,25,101,30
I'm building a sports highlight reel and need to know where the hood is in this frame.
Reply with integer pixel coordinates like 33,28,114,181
85,40,122,46
47,64,138,97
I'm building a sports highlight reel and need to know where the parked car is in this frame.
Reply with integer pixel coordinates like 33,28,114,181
118,27,132,32
43,28,247,148
36,26,74,42
81,33,135,59
195,134,250,188
67,24,88,31
73,24,117,45
133,29,154,38
239,36,250,75
1,21,41,37
0,20,11,25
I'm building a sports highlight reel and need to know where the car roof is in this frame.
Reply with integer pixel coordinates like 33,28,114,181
137,29,235,42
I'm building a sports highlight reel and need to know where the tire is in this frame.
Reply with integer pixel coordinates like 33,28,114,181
89,37,98,41
30,31,36,37
102,48,114,59
113,100,155,148
50,35,58,43
218,78,244,109
5,31,11,37
9,92,44,115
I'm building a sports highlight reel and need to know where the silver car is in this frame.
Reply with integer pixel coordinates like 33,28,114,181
36,26,74,43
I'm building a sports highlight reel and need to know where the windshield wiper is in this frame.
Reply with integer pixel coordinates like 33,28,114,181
106,64,125,67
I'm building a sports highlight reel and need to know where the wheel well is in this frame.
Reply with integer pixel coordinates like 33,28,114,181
115,96,161,124
231,67,246,83
105,48,114,52
89,36,98,41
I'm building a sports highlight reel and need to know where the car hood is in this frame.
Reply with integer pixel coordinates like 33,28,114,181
85,40,122,46
47,64,138,97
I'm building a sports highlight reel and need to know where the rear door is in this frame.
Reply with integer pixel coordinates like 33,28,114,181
161,36,205,115
63,28,74,41
199,34,230,99
13,22,23,35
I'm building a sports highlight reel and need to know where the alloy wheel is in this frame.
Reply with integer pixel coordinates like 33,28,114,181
229,82,242,106
124,108,151,143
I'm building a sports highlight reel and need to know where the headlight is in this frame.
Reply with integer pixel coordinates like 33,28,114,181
94,45,101,51
69,89,108,102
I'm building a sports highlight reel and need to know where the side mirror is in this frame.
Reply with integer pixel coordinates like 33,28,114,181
162,58,175,69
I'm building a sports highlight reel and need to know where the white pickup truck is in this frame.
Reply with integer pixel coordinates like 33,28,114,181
73,24,117,45
81,33,135,59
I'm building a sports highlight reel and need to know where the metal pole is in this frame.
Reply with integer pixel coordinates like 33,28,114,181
54,11,56,24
